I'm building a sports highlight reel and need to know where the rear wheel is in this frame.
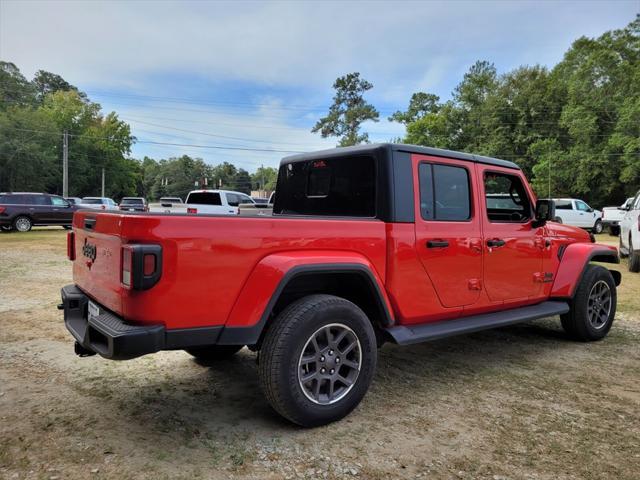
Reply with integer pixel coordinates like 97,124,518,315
185,345,243,361
628,237,640,273
13,216,32,232
593,220,603,234
561,265,616,341
258,294,377,427
608,225,620,236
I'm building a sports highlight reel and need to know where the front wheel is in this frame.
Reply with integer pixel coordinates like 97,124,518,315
561,265,616,341
0,225,12,232
258,295,377,427
554,217,563,224
593,220,603,234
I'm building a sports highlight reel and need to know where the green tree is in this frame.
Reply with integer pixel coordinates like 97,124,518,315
389,92,440,125
251,166,278,191
312,72,379,146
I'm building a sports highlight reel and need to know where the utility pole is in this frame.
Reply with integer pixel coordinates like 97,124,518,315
548,157,551,198
62,131,69,197
101,168,105,197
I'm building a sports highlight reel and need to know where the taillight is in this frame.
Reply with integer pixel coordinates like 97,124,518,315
67,231,75,260
637,214,640,231
0,206,6,214
121,244,162,290
187,207,197,214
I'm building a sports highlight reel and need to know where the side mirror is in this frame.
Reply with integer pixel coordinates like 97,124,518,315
532,199,555,228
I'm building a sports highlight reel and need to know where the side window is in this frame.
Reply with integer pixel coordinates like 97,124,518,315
51,196,66,206
555,200,572,210
33,195,50,205
226,193,240,207
239,195,254,205
419,163,471,221
576,201,590,212
484,172,531,223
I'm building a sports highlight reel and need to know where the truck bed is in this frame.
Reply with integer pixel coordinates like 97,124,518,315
71,210,386,330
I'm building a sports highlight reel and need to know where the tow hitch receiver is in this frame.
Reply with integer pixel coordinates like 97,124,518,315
74,341,96,357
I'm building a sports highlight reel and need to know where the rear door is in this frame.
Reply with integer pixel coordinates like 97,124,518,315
479,166,544,302
413,155,483,308
50,195,73,223
30,194,53,224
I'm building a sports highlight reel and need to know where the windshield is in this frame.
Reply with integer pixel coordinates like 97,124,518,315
120,198,143,205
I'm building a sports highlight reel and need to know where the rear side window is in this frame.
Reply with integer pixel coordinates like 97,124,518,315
274,155,376,217
188,192,222,205
484,172,531,222
419,163,471,221
32,195,50,205
555,200,572,210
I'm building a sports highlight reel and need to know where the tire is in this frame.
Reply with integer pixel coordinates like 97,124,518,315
593,220,603,234
0,225,12,232
62,225,72,230
554,217,563,224
13,215,32,232
560,265,616,341
628,237,640,273
258,294,377,427
608,225,620,236
619,236,629,258
185,345,244,360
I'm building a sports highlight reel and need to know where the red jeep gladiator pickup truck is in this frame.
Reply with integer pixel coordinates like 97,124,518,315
60,143,621,427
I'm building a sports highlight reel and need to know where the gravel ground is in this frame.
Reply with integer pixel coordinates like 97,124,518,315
1,229,639,480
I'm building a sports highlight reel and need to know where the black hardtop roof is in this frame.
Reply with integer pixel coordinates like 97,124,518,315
281,143,520,170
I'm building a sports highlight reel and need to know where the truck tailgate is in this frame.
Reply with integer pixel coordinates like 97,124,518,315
72,211,124,315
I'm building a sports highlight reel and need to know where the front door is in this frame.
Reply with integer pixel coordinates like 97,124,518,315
413,155,483,308
480,166,544,302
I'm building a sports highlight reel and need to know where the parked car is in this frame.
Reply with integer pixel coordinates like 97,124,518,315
619,189,640,272
65,197,83,206
148,190,241,215
602,197,634,236
0,192,77,232
119,197,148,212
77,197,119,211
552,198,603,233
61,143,620,427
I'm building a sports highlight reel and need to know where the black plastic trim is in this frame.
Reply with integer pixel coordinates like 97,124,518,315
391,150,415,223
385,301,569,345
61,285,222,360
568,249,620,298
216,263,394,346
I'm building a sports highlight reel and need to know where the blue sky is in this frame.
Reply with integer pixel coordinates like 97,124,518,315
1,0,637,172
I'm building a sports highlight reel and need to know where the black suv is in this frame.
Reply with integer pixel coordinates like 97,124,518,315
0,193,78,232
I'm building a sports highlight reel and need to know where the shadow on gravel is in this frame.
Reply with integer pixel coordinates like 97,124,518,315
110,318,579,438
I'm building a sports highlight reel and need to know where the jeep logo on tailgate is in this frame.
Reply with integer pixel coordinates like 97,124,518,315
82,238,97,262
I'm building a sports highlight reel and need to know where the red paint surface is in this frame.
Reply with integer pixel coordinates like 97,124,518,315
70,162,617,333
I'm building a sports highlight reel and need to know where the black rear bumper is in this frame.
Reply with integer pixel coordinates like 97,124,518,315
61,285,224,360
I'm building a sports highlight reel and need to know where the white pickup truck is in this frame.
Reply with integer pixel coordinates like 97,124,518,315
148,190,256,215
602,197,634,235
552,198,603,233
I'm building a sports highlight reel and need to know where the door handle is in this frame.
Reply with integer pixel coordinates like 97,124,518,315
426,240,449,248
487,239,506,248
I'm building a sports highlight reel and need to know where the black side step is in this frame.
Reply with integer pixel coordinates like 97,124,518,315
385,301,570,346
